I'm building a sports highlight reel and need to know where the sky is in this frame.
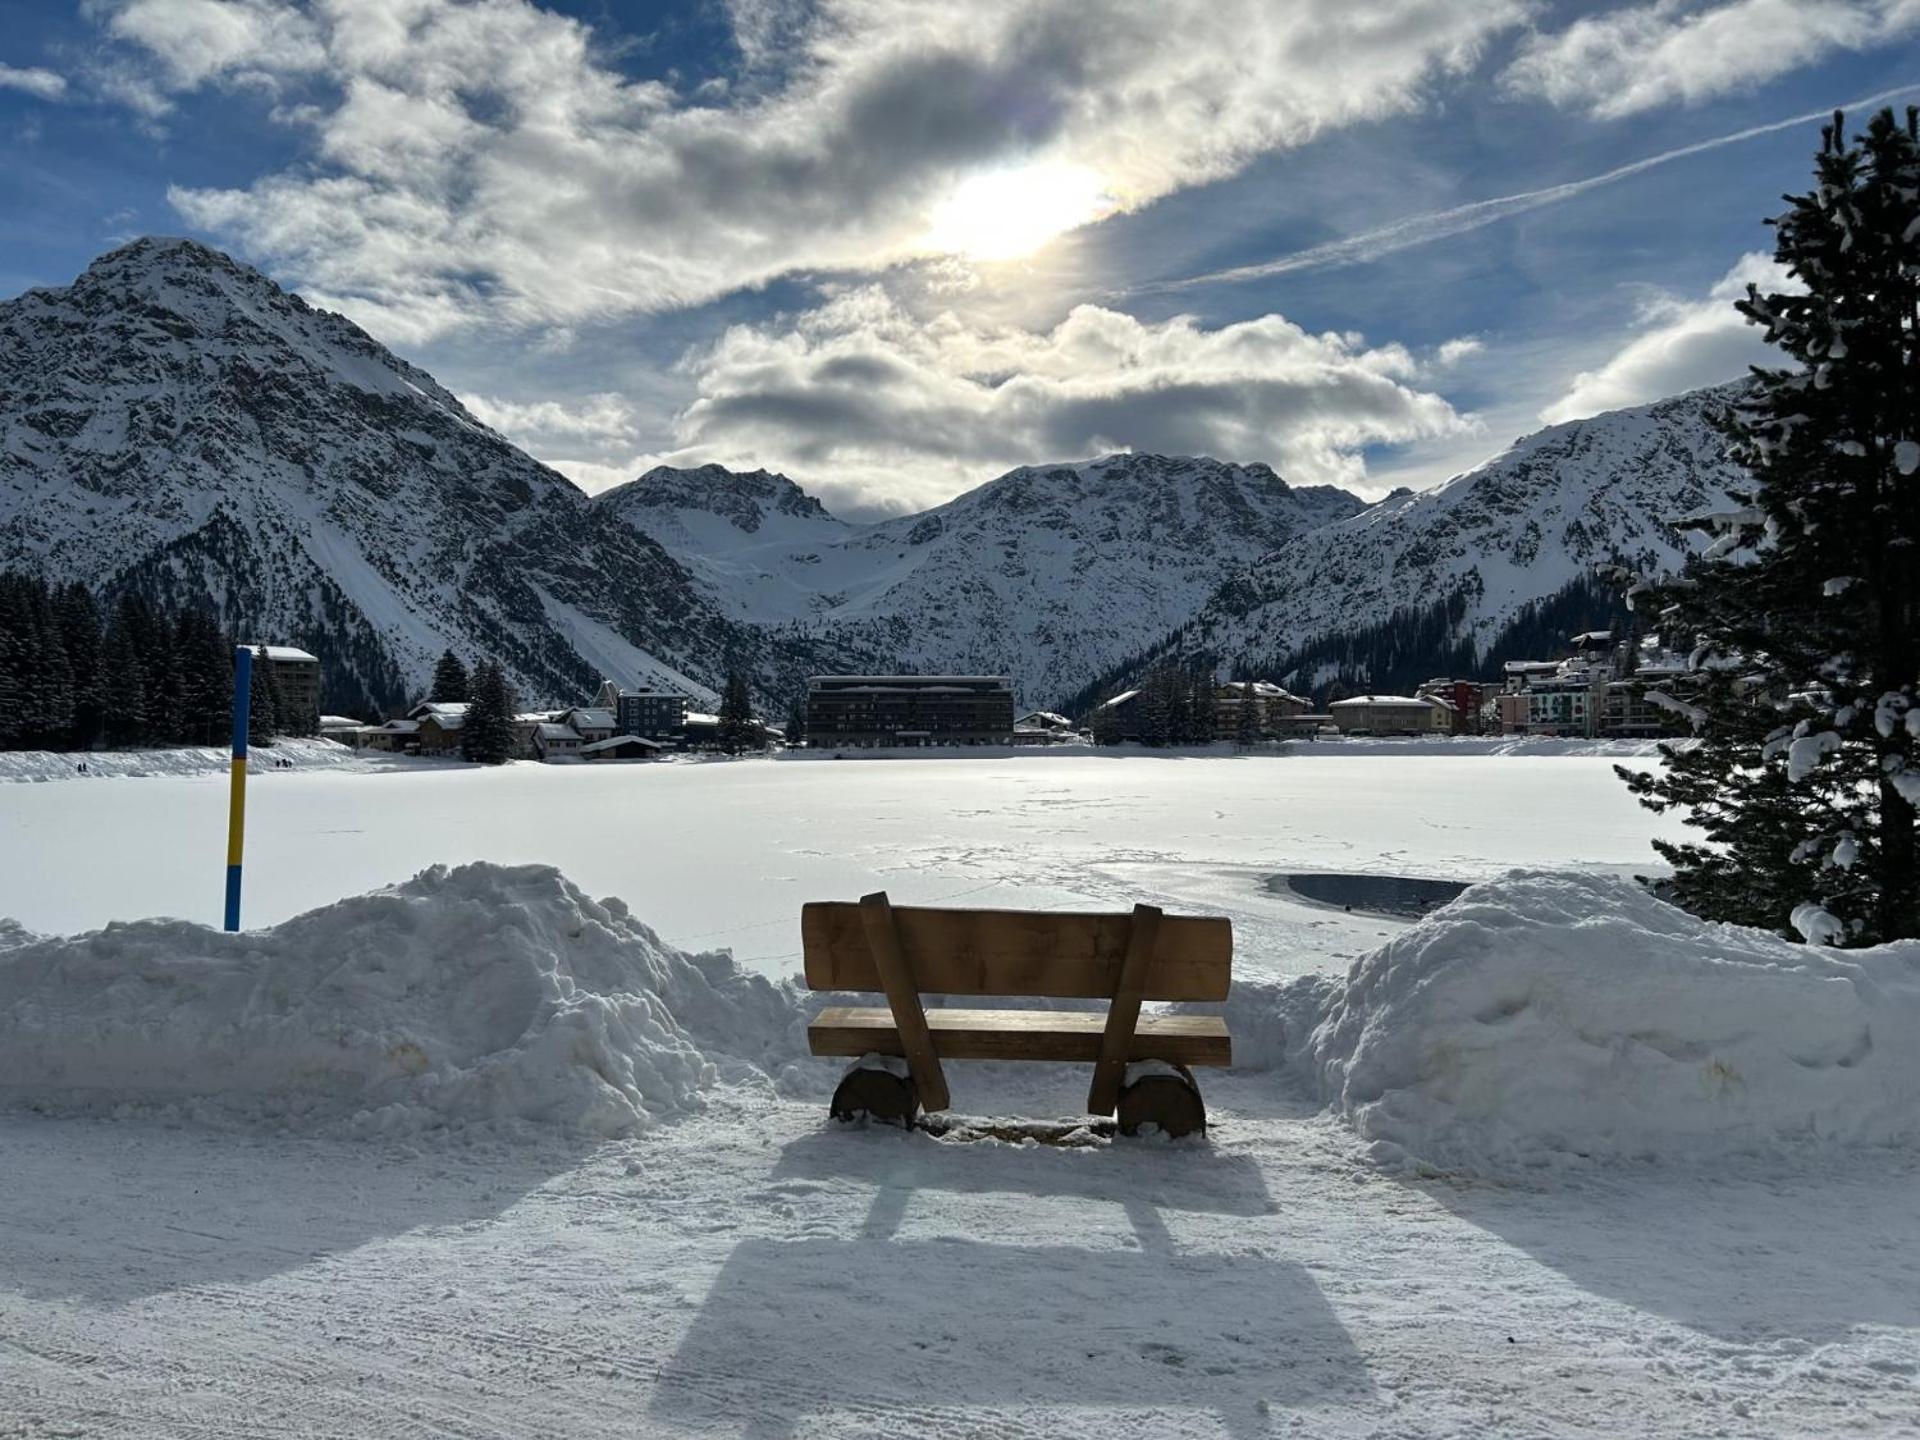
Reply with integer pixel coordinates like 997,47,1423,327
1,1,1917,519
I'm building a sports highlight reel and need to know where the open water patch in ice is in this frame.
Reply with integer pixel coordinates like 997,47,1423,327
1268,871,1469,920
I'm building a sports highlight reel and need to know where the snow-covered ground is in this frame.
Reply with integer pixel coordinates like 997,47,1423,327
4,756,1917,1437
0,751,1683,980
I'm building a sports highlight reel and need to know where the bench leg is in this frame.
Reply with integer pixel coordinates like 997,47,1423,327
829,1056,919,1128
1117,1062,1206,1139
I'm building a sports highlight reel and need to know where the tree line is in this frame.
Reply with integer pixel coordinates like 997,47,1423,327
0,571,317,752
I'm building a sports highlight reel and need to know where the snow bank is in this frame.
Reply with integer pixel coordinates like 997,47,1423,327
0,863,810,1138
0,737,359,783
1304,871,1920,1172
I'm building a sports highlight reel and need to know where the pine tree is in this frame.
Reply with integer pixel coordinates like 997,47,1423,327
717,669,755,753
1090,697,1121,746
784,690,807,747
1236,681,1262,749
99,607,146,749
247,647,281,748
1620,108,1920,945
430,649,470,704
57,583,103,751
461,660,515,764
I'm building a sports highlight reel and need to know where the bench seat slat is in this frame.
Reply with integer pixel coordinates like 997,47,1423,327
808,1005,1231,1067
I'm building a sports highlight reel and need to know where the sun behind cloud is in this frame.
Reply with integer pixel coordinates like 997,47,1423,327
924,161,1116,262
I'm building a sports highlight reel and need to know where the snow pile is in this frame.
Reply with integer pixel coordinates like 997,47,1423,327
0,737,360,783
0,862,810,1138
1305,871,1920,1172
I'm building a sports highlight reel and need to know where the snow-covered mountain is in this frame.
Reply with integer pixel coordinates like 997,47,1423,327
0,238,770,713
1161,386,1746,691
598,453,1370,706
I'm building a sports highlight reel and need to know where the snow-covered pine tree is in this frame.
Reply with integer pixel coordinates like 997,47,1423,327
1090,696,1121,746
430,649,470,704
1620,108,1920,945
783,690,807,747
461,660,515,765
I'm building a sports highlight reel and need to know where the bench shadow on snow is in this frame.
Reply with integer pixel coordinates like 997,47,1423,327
651,1123,1372,1438
0,1118,591,1305
1414,1152,1920,1346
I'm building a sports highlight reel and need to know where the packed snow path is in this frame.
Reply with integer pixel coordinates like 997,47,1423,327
4,1074,1916,1438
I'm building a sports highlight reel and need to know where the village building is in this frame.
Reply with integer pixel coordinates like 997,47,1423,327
556,707,616,746
409,700,469,755
1090,688,1145,741
1211,680,1310,739
1328,694,1454,736
805,675,1015,747
1012,710,1078,745
615,691,689,741
242,644,322,727
579,734,667,762
1416,678,1498,735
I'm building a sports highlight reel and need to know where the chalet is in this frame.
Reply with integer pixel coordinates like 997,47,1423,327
1416,678,1498,735
1328,694,1453,736
580,734,667,762
409,701,469,755
1012,710,1078,745
1211,680,1309,740
557,707,616,746
805,675,1015,747
533,721,583,759
1090,688,1145,741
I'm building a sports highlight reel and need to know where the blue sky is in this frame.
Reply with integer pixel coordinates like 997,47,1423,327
2,0,1917,517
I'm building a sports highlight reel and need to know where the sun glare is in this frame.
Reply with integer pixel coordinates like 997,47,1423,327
925,162,1115,262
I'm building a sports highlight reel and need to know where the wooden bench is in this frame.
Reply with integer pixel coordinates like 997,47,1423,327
802,892,1232,1137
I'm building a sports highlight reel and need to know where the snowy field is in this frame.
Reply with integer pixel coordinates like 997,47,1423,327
3,753,1918,1438
1,748,1685,981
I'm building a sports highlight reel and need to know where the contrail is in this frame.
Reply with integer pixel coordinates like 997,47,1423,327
1122,83,1920,298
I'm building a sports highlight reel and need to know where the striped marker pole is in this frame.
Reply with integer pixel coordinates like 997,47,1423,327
224,646,251,932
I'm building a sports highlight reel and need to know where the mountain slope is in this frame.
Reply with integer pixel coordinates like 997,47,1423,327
0,238,762,713
599,453,1370,706
1159,386,1746,692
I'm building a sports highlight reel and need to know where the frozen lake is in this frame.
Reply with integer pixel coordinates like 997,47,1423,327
0,751,1685,979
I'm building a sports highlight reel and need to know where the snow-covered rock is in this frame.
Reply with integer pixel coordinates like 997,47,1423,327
0,861,808,1137
1304,870,1920,1173
599,453,1368,707
0,238,771,714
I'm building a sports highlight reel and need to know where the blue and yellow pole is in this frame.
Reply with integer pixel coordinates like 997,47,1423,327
224,646,251,931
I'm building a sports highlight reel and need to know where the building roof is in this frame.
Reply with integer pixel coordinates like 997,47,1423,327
683,712,720,727
1093,689,1141,710
1329,694,1437,709
580,734,666,754
377,719,420,734
1218,680,1306,702
535,723,581,741
318,714,361,727
242,644,318,663
513,712,559,724
1015,710,1073,728
409,700,470,720
564,707,617,730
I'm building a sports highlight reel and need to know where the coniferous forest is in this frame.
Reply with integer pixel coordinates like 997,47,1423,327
0,570,318,753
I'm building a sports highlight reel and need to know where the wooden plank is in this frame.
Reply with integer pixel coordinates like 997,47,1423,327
1086,904,1159,1116
801,902,1230,1000
858,892,950,1112
807,1006,1232,1067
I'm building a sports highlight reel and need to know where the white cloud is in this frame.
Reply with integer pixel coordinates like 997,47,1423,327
1539,252,1791,425
1434,336,1484,367
462,391,641,447
0,64,69,101
657,288,1469,514
93,0,1524,339
1504,0,1920,119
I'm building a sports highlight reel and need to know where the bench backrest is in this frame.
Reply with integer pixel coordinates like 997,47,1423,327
801,902,1231,1002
